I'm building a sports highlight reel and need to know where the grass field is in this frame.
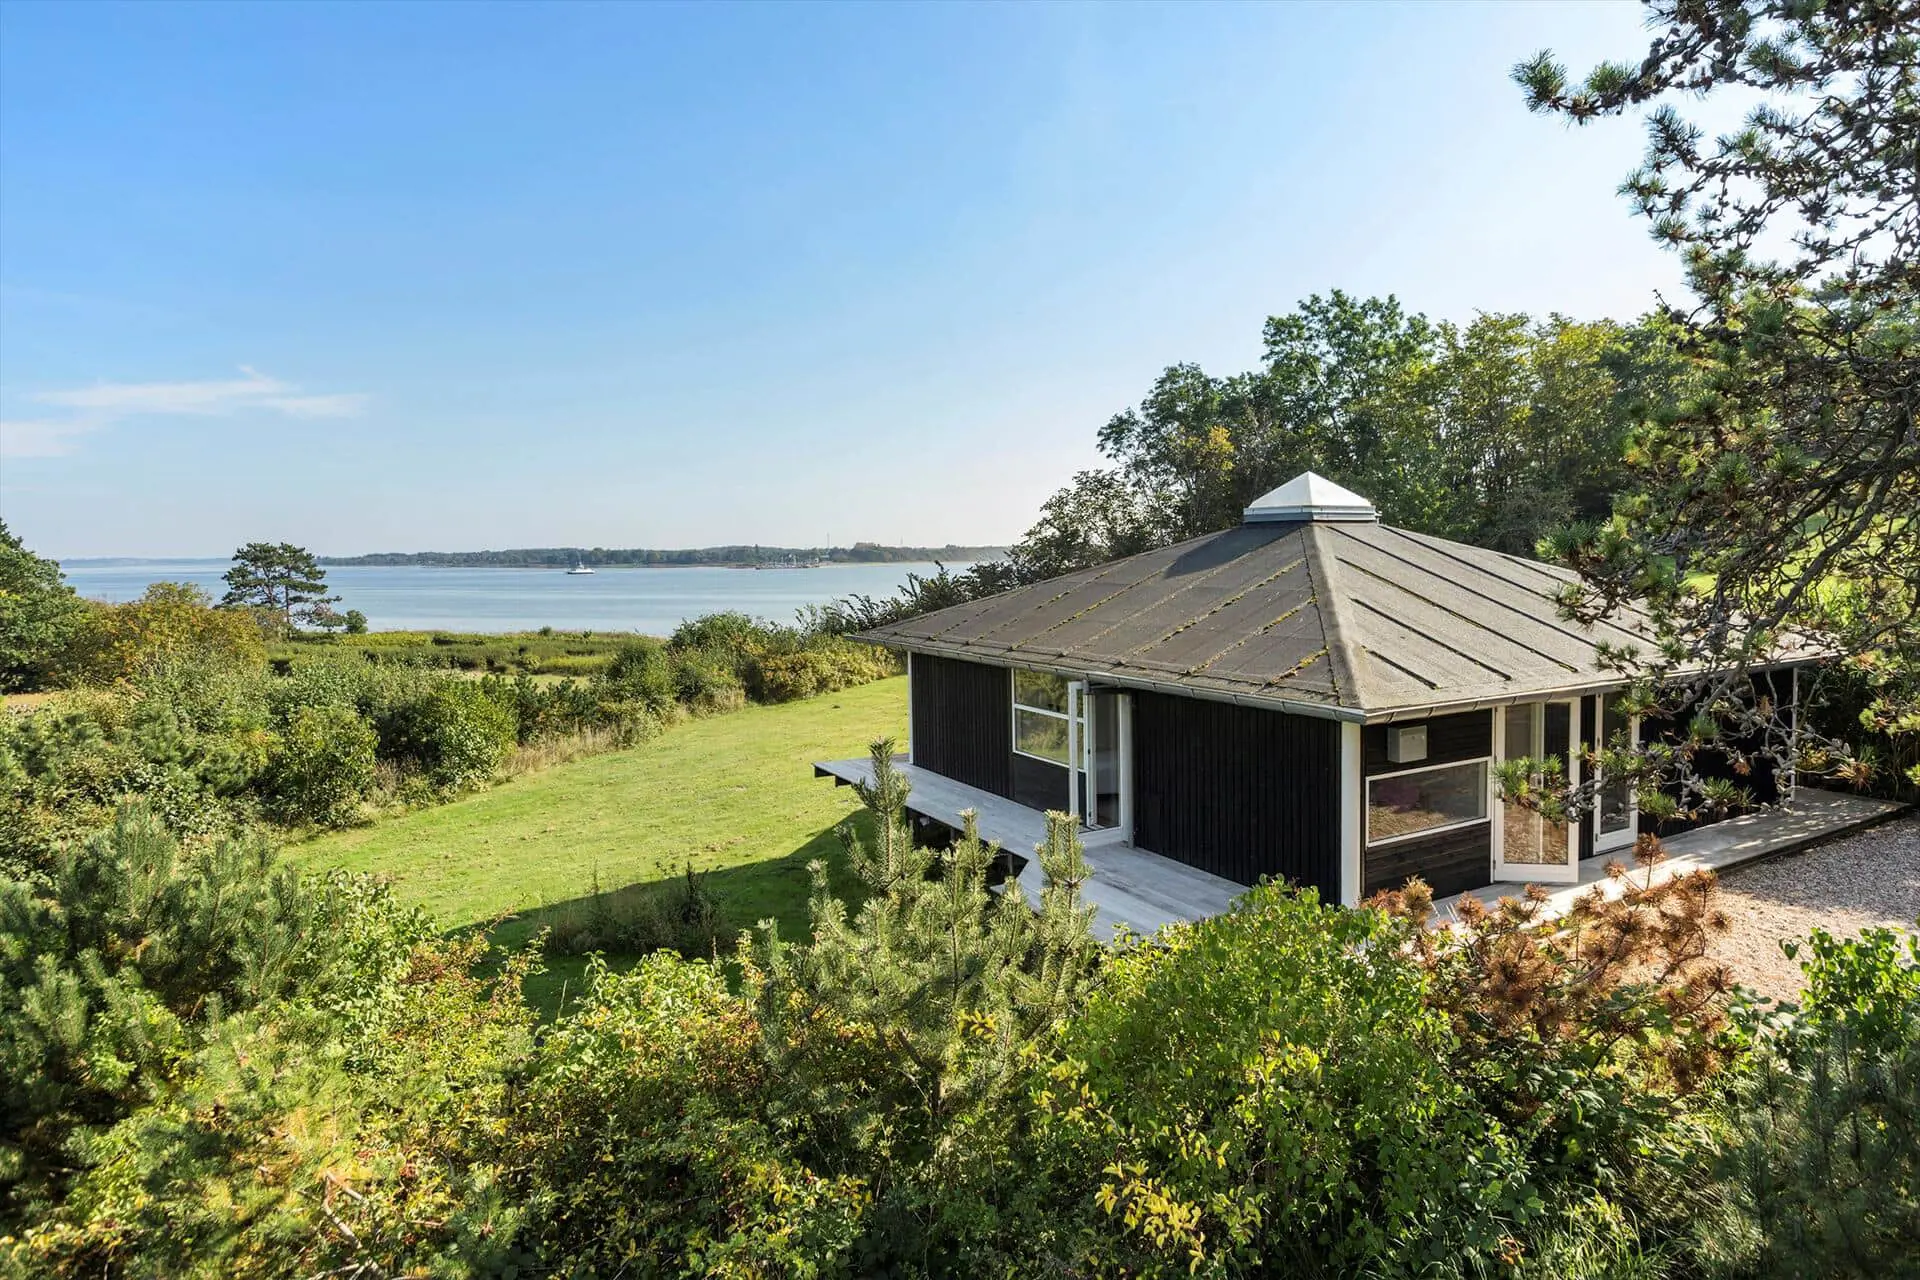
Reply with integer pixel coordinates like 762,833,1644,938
298,675,907,1009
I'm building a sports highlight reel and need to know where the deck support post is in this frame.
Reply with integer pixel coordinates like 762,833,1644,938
1339,721,1361,906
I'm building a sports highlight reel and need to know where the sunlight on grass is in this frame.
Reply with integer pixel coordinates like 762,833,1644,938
297,676,906,1010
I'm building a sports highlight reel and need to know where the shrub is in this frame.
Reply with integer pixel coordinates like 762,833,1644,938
1709,925,1920,1279
510,952,858,1274
65,582,267,686
386,680,518,791
598,638,677,713
0,804,433,1221
669,647,745,713
12,933,527,1279
669,609,773,656
1036,883,1532,1276
1373,841,1739,1220
266,703,377,825
748,638,895,703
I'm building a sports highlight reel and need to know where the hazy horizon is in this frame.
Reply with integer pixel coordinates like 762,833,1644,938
3,3,1704,559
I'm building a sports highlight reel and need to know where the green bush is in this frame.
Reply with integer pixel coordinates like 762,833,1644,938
748,638,896,703
1709,926,1920,1278
669,647,745,712
598,638,677,713
386,681,518,791
267,703,377,825
668,609,771,655
1036,883,1532,1275
0,804,432,1221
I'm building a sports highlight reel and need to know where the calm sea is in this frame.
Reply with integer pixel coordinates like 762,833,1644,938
58,560,972,636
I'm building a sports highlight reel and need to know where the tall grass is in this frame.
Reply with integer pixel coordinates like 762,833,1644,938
542,863,729,960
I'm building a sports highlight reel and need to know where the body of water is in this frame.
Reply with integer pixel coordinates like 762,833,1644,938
59,560,968,635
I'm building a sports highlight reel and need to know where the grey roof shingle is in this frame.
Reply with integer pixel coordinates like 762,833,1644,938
859,519,1804,721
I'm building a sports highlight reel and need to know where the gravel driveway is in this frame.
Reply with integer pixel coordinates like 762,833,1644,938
1709,812,1920,1003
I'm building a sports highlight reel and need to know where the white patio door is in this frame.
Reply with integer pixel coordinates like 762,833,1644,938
1068,683,1131,837
1492,700,1580,883
1593,693,1640,855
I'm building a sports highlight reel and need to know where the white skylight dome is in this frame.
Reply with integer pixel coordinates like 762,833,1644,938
1242,471,1378,523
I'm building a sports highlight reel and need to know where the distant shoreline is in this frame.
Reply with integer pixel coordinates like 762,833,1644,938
317,545,1004,570
62,545,1004,570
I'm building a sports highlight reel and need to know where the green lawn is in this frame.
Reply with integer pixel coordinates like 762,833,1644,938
297,676,907,1009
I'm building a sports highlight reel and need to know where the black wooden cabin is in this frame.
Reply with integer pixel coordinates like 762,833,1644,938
829,473,1813,916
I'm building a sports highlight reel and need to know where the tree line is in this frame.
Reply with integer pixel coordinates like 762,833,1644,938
322,541,1006,568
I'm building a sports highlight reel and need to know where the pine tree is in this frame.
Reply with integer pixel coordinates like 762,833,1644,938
220,542,338,637
751,737,1102,1125
0,804,427,1222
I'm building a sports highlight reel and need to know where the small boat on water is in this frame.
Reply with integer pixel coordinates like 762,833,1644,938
567,561,595,575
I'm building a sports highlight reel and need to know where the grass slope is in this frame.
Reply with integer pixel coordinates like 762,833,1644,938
298,676,907,1007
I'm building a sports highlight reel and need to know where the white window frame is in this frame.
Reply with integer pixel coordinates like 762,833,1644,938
1364,757,1493,847
1010,668,1082,767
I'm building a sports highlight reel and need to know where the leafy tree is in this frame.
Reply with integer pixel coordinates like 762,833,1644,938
219,541,338,636
66,581,265,685
0,520,86,692
1000,468,1174,581
1518,0,1920,791
342,608,368,635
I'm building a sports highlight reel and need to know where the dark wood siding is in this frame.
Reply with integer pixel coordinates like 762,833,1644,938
909,654,1012,800
1362,709,1491,776
1361,709,1494,898
1131,692,1340,896
1364,824,1490,898
1642,669,1798,836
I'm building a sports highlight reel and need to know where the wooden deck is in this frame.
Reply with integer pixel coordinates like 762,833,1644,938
1429,787,1908,925
814,756,1245,940
815,762,1905,942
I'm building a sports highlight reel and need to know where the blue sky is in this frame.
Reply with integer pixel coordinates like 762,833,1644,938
2,1,1688,558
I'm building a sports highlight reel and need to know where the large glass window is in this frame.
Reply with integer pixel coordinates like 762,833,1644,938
1012,669,1069,713
1012,669,1080,765
1367,760,1489,844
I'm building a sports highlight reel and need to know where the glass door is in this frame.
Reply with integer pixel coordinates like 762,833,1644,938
1493,700,1580,883
1071,686,1129,834
1593,693,1639,854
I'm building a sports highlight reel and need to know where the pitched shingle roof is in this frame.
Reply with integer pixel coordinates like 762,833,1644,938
859,517,1733,722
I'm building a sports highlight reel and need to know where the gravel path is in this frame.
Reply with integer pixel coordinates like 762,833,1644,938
1710,812,1920,1003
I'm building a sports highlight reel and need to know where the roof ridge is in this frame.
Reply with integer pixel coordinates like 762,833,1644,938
1301,524,1369,709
